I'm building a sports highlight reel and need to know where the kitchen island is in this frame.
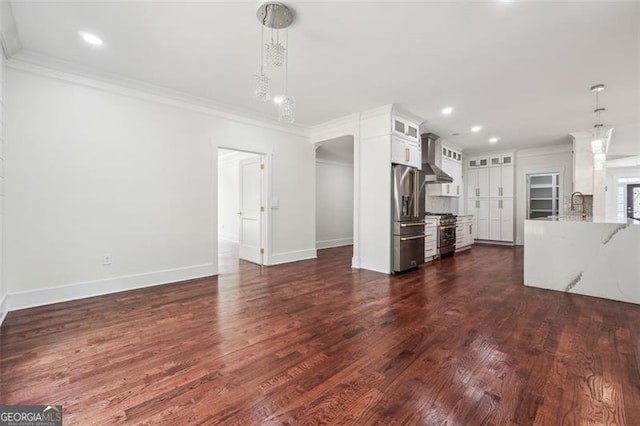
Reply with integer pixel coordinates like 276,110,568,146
524,216,640,304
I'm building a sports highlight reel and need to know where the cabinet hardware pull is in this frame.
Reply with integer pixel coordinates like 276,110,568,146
405,148,410,162
401,235,428,241
400,222,426,227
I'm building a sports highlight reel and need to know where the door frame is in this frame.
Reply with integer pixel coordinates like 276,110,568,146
216,146,270,270
627,183,640,220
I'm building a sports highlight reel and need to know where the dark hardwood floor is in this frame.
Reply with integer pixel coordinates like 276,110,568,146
1,244,639,425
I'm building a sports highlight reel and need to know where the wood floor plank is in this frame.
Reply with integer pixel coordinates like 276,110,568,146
1,243,639,425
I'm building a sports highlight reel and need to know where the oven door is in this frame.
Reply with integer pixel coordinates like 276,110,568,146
438,225,456,255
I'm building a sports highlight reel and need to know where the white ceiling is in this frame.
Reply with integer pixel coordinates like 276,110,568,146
7,1,640,154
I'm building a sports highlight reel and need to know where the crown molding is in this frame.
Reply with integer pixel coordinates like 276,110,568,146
309,112,361,144
516,143,572,158
7,51,310,137
391,104,425,126
0,1,21,58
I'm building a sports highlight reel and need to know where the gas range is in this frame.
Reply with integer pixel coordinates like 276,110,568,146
425,212,457,227
425,212,457,256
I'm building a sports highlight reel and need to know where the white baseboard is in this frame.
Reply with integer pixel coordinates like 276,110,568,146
0,294,8,327
316,238,353,250
6,263,217,312
268,249,317,266
473,240,515,247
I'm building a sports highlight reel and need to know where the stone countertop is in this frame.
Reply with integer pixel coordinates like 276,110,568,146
530,215,639,225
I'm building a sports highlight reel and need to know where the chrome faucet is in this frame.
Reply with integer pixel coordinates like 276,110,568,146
570,191,586,219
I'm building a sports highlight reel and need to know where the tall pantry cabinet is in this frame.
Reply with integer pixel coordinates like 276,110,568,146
465,152,514,243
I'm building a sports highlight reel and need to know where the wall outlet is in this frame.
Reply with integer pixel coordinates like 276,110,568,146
103,255,112,266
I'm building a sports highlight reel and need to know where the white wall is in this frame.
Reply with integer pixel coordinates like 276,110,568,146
514,144,573,245
4,65,315,310
0,30,6,323
426,196,456,214
316,160,353,249
217,150,258,242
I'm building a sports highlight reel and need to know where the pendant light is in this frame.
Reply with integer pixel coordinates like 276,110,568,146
590,84,606,155
254,24,271,102
255,2,296,123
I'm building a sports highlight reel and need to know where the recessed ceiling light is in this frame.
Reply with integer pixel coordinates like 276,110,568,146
78,31,103,46
489,137,500,143
471,125,482,132
273,96,284,104
441,107,454,115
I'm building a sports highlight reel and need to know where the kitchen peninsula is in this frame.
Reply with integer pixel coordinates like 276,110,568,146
524,216,640,304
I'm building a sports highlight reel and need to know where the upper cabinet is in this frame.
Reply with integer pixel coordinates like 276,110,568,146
391,136,421,169
391,113,422,168
489,154,513,167
392,116,420,142
467,156,489,168
428,141,463,197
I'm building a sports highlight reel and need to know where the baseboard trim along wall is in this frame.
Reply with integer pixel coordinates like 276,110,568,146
0,294,8,327
6,263,217,312
316,238,353,250
268,249,317,266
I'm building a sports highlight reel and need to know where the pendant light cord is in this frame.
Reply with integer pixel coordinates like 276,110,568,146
260,24,264,74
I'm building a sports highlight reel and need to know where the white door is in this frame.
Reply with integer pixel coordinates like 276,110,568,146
238,157,263,265
489,167,502,198
501,198,514,242
489,198,502,240
501,165,514,198
477,168,490,198
477,199,490,240
466,169,478,199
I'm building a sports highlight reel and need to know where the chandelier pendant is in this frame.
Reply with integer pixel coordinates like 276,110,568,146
254,2,296,123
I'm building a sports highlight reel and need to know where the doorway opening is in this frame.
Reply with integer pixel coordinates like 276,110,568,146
625,182,640,220
527,172,560,219
315,135,355,261
218,148,265,273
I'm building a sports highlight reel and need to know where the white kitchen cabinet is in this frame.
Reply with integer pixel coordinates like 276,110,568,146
466,167,490,199
501,165,514,197
455,215,474,252
489,197,514,242
391,136,421,168
467,150,514,243
489,164,513,198
424,218,438,262
467,156,489,169
428,141,462,197
469,198,490,240
392,117,420,142
489,154,514,167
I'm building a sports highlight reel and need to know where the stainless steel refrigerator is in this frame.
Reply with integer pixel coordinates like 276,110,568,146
392,164,426,272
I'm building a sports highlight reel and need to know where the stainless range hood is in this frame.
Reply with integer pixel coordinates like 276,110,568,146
421,133,453,183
